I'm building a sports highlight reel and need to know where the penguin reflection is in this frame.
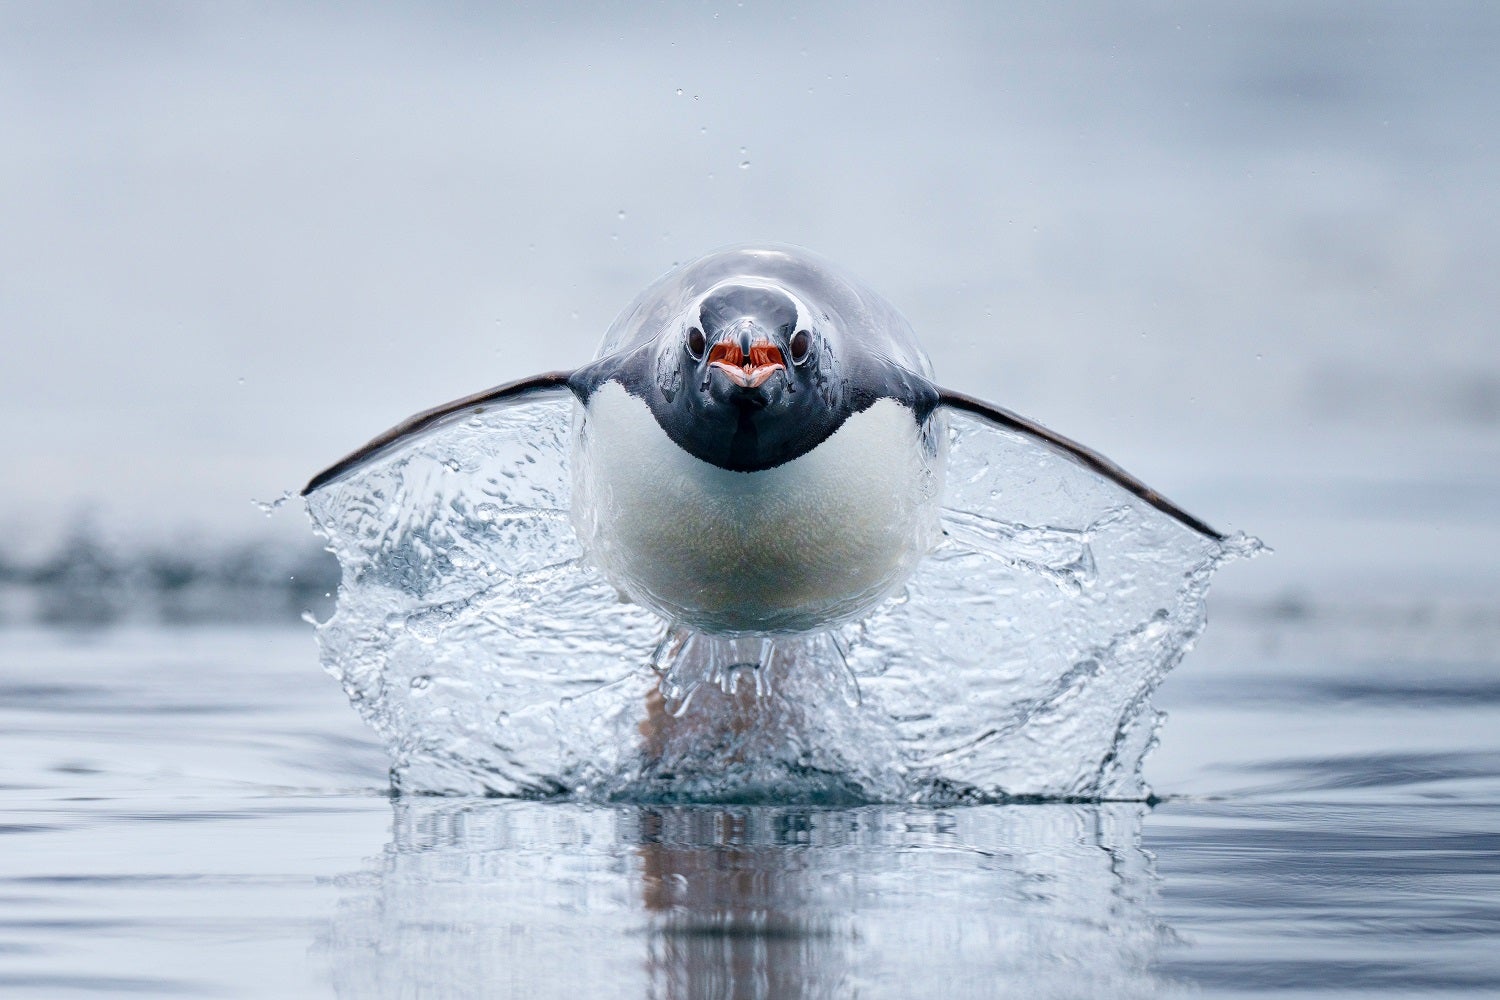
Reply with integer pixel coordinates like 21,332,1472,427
323,801,1172,999
636,804,848,1000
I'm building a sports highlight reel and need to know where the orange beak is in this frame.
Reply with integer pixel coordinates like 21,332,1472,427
706,341,786,389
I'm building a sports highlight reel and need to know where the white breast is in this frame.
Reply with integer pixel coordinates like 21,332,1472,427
572,381,944,634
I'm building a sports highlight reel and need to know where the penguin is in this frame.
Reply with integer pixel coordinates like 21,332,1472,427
303,244,1221,638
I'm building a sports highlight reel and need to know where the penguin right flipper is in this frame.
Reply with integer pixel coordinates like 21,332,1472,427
936,389,1222,541
302,371,575,496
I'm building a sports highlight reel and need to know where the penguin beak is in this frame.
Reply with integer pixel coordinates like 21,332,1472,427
706,341,786,389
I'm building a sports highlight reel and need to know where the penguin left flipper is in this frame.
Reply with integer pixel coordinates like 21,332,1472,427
935,389,1222,541
302,371,574,496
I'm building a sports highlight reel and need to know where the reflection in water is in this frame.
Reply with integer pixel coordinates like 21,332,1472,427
324,801,1183,999
636,809,846,1000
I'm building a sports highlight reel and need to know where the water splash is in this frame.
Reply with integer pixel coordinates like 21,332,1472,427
306,394,1254,802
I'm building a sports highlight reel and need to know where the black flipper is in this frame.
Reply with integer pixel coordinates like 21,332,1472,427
937,388,1224,541
302,371,575,495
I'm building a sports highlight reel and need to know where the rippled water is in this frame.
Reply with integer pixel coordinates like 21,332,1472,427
4,606,1497,998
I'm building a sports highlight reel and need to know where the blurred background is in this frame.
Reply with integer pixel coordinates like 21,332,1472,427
2,0,1497,623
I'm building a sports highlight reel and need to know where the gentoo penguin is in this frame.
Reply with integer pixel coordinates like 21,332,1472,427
304,244,1220,638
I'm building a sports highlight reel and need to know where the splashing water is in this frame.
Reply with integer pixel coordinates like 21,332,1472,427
306,395,1255,802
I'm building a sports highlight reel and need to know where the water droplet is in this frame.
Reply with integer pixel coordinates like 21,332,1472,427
617,209,626,220
236,377,246,385
251,490,296,516
739,160,750,170
410,675,432,694
675,88,683,96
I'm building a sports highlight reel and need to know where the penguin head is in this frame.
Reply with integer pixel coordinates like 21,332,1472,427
662,279,844,472
573,245,938,475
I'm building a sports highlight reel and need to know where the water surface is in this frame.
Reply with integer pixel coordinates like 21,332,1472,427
3,610,1497,998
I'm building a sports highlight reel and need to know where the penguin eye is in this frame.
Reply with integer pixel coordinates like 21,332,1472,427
686,327,706,360
789,330,812,365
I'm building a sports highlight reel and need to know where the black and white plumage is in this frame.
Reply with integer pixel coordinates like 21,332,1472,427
303,245,1237,801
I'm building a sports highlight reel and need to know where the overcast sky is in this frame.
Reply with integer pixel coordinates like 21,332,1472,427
4,1,1497,595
